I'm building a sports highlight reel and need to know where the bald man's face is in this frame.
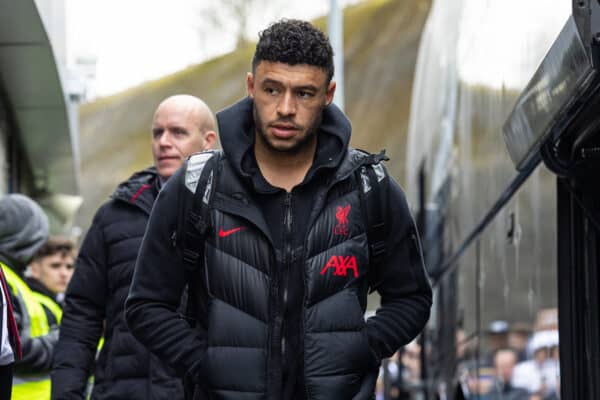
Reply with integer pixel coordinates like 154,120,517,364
152,101,212,180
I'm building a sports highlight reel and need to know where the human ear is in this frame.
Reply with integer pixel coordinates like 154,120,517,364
325,81,336,105
246,72,255,98
203,130,217,150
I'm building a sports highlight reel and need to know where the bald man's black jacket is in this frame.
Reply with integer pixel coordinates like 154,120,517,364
52,168,184,400
126,98,432,400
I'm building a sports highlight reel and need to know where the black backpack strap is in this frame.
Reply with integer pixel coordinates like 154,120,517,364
176,150,222,334
356,150,389,292
176,150,222,271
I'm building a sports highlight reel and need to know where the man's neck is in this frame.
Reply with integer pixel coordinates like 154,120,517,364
25,277,56,299
158,174,168,188
254,133,317,192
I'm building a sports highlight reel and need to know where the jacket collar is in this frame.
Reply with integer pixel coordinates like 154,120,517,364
111,167,159,215
25,277,57,300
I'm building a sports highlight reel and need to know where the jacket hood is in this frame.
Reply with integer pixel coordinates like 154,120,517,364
216,97,352,185
111,167,159,214
0,194,49,267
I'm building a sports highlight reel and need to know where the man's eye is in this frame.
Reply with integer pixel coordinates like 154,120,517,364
264,87,279,95
173,128,187,136
152,129,163,138
298,91,314,99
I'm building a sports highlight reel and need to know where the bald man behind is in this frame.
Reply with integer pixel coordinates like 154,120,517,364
52,95,216,400
152,95,216,181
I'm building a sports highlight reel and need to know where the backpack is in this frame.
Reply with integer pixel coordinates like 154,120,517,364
174,148,390,294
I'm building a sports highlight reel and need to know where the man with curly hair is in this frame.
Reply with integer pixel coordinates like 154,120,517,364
127,20,432,400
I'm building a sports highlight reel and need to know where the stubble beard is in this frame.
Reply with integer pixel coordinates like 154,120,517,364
253,104,323,155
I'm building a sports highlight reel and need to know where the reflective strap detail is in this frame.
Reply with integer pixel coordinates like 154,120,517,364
0,263,50,337
372,163,386,182
202,170,214,205
12,375,50,400
360,164,386,195
30,292,62,324
360,167,372,193
185,151,214,193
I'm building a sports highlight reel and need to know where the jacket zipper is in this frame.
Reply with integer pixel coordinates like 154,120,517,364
281,192,293,360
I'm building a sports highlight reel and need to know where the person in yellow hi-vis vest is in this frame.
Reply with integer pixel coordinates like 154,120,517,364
0,194,55,400
27,237,77,325
28,237,104,400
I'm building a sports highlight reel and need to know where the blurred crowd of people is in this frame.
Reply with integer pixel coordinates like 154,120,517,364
376,340,423,400
375,308,560,400
460,309,560,400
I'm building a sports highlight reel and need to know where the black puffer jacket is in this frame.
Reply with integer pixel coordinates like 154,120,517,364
126,98,432,400
52,168,184,400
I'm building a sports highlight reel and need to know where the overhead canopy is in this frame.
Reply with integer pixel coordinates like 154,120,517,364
0,0,79,196
503,3,600,173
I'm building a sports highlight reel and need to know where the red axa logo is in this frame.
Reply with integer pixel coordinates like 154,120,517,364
320,255,359,278
333,204,351,236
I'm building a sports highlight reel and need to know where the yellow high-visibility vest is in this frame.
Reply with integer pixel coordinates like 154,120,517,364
1,263,49,336
1,262,55,400
31,291,62,324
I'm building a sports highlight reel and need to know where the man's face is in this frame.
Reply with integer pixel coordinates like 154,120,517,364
30,252,74,294
487,333,508,350
247,61,335,154
494,350,517,383
508,331,529,351
152,103,208,179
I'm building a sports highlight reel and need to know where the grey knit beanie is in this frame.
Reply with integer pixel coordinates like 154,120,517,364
0,194,49,266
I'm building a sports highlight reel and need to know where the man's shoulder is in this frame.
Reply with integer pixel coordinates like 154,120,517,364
334,148,389,182
348,148,389,165
183,150,224,194
90,196,148,228
111,167,158,200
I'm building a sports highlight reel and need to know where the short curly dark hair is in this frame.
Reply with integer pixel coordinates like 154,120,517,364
252,19,334,83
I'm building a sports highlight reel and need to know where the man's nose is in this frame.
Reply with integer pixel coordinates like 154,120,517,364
277,92,296,116
158,131,172,147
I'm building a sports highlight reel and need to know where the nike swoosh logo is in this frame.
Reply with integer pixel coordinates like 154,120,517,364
218,227,245,237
